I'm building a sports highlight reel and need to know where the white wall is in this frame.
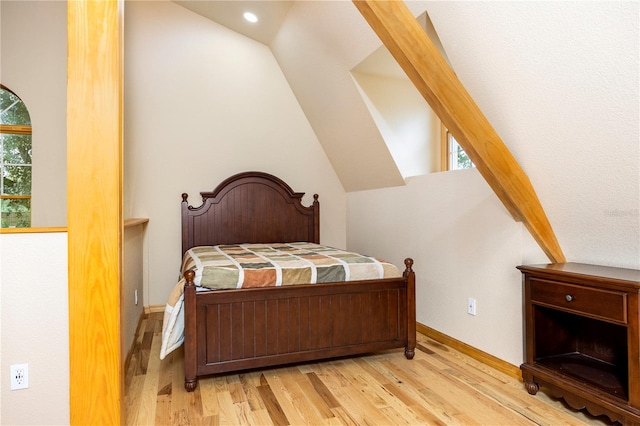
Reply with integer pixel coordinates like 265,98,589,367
0,232,69,425
124,1,346,307
347,170,548,366
423,1,639,269
352,72,440,177
123,223,147,361
348,1,639,367
1,3,68,420
0,1,67,227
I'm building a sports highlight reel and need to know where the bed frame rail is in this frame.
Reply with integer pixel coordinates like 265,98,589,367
184,259,416,391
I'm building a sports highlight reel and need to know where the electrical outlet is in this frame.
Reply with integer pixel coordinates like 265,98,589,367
10,363,29,390
467,298,477,316
134,289,138,305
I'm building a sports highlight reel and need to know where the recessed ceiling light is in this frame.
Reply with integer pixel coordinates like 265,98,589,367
243,12,258,23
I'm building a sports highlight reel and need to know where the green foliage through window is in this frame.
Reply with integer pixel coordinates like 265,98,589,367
1,85,32,228
1,87,31,125
448,133,474,171
1,198,31,228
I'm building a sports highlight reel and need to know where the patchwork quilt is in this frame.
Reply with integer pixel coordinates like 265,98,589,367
159,243,401,359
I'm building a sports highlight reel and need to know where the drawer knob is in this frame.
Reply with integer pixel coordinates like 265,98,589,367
565,295,574,302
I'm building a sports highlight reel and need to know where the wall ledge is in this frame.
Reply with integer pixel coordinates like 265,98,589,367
0,227,67,234
124,218,149,228
1,219,150,233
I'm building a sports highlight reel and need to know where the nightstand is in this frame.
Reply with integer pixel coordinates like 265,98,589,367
518,263,640,425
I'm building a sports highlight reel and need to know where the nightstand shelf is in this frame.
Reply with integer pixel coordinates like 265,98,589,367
536,352,627,399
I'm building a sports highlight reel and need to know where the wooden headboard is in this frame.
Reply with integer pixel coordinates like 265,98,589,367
181,171,320,254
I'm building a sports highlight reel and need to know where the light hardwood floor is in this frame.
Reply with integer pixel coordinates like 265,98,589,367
125,313,615,425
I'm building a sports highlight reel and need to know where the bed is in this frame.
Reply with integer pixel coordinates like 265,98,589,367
176,171,416,391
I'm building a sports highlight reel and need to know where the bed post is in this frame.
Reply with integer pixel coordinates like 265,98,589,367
312,194,320,243
183,270,198,391
181,193,191,256
404,258,416,359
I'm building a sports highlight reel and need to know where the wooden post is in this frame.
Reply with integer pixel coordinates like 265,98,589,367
67,0,124,423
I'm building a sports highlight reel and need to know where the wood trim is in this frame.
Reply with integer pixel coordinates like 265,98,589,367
0,226,66,234
67,1,124,424
416,322,522,380
440,122,448,172
0,124,32,135
353,1,565,263
144,304,166,314
0,194,31,199
124,218,149,228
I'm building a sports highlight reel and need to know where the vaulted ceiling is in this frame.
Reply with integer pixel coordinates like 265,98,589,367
170,0,639,266
175,0,408,191
174,1,293,45
172,0,566,261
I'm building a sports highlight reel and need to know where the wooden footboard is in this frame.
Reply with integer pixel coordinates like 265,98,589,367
184,258,416,391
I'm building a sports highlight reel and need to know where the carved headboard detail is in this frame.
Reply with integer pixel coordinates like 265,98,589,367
181,171,319,254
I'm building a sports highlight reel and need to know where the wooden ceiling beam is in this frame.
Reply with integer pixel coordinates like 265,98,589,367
353,0,565,263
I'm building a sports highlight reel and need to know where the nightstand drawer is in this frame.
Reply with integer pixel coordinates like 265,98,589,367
530,278,627,323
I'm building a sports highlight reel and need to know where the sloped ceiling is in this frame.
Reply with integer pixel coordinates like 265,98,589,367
171,1,460,193
174,0,407,191
270,1,407,191
174,1,293,45
173,0,639,266
424,1,638,267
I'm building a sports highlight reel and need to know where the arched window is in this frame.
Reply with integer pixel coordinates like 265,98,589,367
0,85,32,228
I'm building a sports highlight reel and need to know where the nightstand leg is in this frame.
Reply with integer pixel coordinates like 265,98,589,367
521,370,539,395
524,380,540,395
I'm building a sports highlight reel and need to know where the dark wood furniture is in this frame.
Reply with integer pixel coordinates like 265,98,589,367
181,171,416,391
518,263,640,425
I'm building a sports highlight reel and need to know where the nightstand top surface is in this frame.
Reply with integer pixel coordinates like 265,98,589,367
518,262,640,285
